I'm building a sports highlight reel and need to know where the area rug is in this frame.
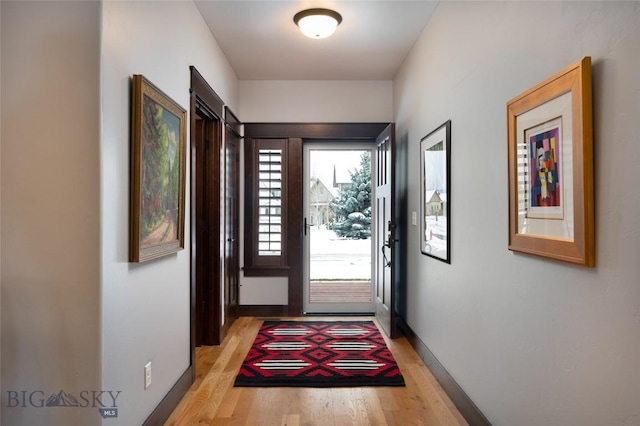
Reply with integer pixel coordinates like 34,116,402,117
234,321,405,387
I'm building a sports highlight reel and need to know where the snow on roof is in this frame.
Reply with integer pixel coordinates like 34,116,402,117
425,190,446,203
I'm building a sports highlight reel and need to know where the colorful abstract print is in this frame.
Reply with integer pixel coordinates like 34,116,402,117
529,127,561,208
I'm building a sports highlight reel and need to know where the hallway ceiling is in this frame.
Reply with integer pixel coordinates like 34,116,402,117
194,1,439,80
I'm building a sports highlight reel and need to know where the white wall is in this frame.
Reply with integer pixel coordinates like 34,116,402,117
1,2,101,425
239,80,392,122
394,2,640,425
101,1,238,425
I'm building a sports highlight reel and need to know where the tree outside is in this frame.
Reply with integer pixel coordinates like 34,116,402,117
330,152,371,239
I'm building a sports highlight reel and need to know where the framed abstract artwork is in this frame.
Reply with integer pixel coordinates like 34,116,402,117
420,120,451,263
130,75,187,262
507,57,594,267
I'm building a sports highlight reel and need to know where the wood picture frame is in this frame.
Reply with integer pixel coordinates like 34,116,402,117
420,120,451,263
507,57,594,267
130,74,187,262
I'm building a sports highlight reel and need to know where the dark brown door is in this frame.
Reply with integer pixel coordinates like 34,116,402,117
223,108,240,332
194,108,222,346
194,116,205,347
191,66,228,348
375,124,397,338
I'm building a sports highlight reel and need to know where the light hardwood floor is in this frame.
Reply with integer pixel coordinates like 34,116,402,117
165,316,468,425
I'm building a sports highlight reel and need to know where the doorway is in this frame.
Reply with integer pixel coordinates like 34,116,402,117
243,122,397,336
193,107,222,346
303,143,375,314
190,66,234,348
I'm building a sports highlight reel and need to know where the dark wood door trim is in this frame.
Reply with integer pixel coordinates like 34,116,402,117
193,116,204,347
193,106,222,346
225,106,241,135
243,123,392,318
190,66,224,118
223,106,241,335
205,114,222,345
190,66,225,350
244,122,389,140
287,138,303,316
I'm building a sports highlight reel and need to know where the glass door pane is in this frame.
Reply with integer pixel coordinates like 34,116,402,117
303,144,374,314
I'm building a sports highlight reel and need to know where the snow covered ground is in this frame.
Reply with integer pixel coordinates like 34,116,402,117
309,228,372,280
424,215,448,258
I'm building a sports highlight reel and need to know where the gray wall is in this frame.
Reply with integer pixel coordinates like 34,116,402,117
100,2,238,425
1,2,102,425
1,1,239,425
394,2,640,425
3,1,639,425
0,3,3,424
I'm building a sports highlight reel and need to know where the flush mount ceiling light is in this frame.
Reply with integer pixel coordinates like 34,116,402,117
293,8,342,39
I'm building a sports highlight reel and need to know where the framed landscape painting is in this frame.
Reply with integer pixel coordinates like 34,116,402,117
420,120,451,263
130,75,186,263
507,57,594,267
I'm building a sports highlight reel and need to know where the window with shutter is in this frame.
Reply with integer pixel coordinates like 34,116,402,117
258,148,283,256
244,138,288,275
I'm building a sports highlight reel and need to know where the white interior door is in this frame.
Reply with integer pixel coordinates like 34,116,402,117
303,143,375,314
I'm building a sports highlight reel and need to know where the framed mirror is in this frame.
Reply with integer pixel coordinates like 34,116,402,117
420,120,451,263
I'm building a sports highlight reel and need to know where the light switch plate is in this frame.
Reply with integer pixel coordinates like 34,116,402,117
144,362,152,390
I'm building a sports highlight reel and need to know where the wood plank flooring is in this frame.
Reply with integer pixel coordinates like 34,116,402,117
309,281,372,303
165,317,468,426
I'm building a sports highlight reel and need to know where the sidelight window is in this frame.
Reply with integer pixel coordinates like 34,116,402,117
258,149,283,256
244,138,288,274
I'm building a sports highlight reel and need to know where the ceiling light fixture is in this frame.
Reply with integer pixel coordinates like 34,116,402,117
293,8,342,39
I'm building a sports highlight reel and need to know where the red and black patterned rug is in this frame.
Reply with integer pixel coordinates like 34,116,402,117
234,320,405,387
